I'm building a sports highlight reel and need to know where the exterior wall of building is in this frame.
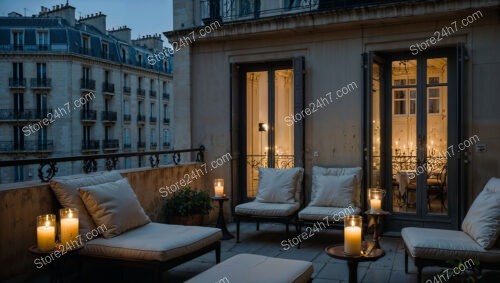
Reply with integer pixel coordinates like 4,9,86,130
169,1,500,207
0,54,172,184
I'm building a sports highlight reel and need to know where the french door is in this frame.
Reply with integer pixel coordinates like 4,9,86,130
232,59,304,202
364,46,465,230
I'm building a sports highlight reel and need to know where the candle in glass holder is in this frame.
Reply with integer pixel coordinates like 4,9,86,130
214,179,224,197
37,214,56,251
60,208,79,245
344,215,362,256
369,188,386,212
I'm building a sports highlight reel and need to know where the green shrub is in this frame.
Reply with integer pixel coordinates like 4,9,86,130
165,187,212,217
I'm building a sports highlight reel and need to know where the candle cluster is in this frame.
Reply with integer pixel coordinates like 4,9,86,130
36,208,79,251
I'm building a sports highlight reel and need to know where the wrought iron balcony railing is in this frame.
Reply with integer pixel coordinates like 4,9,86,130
9,78,26,88
124,143,132,149
137,141,146,148
0,145,205,182
103,139,119,150
149,90,157,98
163,118,170,124
101,111,117,122
163,93,170,100
150,142,158,148
123,86,131,94
81,79,96,90
137,114,146,123
137,88,146,98
82,140,100,151
0,140,54,153
149,116,157,123
80,110,97,121
31,78,52,89
13,44,24,51
38,44,49,51
123,114,131,122
102,82,115,94
0,109,53,121
163,142,171,149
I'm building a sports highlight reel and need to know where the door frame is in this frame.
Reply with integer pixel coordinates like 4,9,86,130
364,47,464,231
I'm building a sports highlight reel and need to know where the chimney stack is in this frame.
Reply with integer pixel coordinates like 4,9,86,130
79,12,107,34
109,26,132,44
39,2,76,26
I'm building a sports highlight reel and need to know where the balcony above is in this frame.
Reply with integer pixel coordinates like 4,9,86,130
81,110,97,123
150,142,158,149
102,111,117,123
162,142,170,149
30,78,52,90
103,139,119,151
9,78,26,89
137,141,146,149
123,86,131,95
123,114,131,123
81,139,100,152
102,82,115,95
163,92,170,101
137,88,146,99
150,90,157,98
81,79,96,91
0,140,53,154
149,116,157,123
163,118,170,125
137,114,146,124
0,109,52,122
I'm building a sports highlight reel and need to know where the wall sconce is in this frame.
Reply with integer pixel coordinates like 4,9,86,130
258,123,268,132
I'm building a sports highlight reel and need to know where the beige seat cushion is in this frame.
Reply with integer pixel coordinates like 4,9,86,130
185,254,313,283
49,171,123,236
235,201,300,217
78,178,151,238
402,227,500,263
298,206,360,222
79,223,221,262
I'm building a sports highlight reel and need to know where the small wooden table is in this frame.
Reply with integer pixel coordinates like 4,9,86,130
365,210,391,249
29,243,84,283
325,243,385,283
211,196,234,240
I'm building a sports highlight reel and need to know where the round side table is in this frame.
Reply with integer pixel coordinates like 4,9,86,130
325,244,385,283
29,243,84,283
211,196,234,240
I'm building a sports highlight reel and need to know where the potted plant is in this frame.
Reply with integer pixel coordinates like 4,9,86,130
165,187,212,225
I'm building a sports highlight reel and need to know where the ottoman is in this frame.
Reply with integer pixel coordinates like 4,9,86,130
185,253,313,283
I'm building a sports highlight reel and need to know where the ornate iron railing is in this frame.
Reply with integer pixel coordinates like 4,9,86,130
0,146,205,182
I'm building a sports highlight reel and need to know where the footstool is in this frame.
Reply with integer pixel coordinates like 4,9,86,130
185,253,313,283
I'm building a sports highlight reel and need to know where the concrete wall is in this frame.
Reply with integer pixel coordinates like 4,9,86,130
172,3,500,207
0,163,209,280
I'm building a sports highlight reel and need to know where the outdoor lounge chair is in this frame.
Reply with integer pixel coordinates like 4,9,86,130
402,177,500,283
49,171,222,282
297,166,362,248
234,167,304,242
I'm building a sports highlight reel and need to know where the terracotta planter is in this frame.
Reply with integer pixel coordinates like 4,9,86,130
169,214,204,226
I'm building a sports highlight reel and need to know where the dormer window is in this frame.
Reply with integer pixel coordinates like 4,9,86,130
122,48,127,63
13,31,24,50
101,42,109,59
138,53,142,66
82,35,90,55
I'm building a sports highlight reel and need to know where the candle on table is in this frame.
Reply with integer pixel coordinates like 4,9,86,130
370,197,382,211
214,179,224,197
60,208,79,246
369,188,386,212
37,214,56,251
344,217,362,256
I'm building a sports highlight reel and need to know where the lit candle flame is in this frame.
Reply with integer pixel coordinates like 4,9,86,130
45,220,50,228
69,210,73,219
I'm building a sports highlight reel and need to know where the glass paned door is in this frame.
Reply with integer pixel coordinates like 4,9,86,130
245,68,294,198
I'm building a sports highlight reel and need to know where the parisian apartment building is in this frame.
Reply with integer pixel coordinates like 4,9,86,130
0,3,173,184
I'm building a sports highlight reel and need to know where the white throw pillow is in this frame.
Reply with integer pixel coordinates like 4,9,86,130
255,167,302,204
309,174,356,207
484,177,500,193
312,166,362,207
461,188,500,249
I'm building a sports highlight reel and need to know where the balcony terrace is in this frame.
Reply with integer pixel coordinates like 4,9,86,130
30,78,52,90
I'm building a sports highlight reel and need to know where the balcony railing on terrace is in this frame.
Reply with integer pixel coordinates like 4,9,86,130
0,140,53,153
0,109,52,121
123,114,131,122
137,88,146,98
200,0,423,23
150,90,157,98
163,92,170,100
9,78,26,88
0,146,204,182
31,78,52,89
137,114,146,123
163,118,170,124
150,116,157,123
123,86,131,94
137,141,146,148
81,79,96,90
102,82,115,94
